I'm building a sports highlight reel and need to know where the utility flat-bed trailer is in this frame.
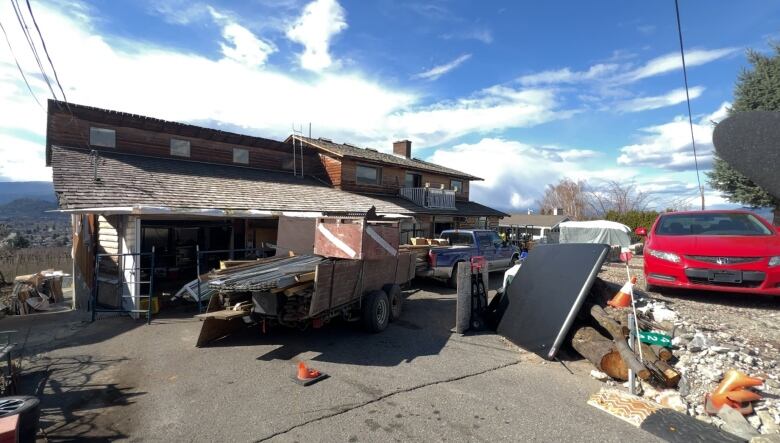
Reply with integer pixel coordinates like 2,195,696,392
195,252,415,346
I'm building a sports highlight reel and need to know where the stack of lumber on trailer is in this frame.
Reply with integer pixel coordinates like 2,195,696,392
208,255,324,292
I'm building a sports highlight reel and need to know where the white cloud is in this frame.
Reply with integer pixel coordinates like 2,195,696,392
0,134,49,181
209,7,276,67
518,63,619,86
150,1,210,25
413,54,472,81
617,102,730,171
427,138,627,210
617,48,738,83
616,86,704,112
440,29,493,44
519,47,736,88
0,1,578,181
286,0,347,71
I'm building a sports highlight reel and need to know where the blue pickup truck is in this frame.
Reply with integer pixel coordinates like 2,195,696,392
418,229,522,287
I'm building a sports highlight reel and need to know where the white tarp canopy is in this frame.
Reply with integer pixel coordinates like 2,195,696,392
558,220,632,248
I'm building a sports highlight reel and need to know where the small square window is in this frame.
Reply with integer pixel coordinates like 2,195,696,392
451,180,463,193
170,139,190,157
233,148,249,164
89,127,115,148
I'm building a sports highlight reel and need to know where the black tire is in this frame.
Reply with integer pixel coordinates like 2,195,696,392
0,396,40,442
447,263,460,289
362,290,390,333
383,284,403,322
509,254,519,267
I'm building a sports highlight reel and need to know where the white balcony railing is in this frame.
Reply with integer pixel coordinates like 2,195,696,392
399,187,456,209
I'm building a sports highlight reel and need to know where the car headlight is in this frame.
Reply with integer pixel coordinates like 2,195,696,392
647,248,681,264
769,256,780,267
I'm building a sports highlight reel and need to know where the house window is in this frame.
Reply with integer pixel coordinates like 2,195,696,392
170,139,191,157
451,179,463,193
233,148,249,164
89,127,115,148
356,164,381,185
404,172,422,188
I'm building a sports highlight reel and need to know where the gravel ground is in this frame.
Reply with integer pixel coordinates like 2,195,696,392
599,256,780,437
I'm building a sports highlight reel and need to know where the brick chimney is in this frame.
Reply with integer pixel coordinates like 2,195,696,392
393,140,412,158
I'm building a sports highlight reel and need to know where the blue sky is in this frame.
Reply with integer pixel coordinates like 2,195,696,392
1,0,779,211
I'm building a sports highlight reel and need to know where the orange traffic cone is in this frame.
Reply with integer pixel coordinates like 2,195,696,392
293,361,327,386
705,369,763,415
297,362,321,380
608,276,637,308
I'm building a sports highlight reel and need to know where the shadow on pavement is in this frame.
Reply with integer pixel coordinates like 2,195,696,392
20,355,144,442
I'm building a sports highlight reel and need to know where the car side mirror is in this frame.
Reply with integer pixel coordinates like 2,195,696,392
634,227,647,237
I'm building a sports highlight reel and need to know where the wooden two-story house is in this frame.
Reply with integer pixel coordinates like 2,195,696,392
45,100,504,311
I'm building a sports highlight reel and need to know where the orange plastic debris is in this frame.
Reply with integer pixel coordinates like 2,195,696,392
607,276,637,308
707,369,763,414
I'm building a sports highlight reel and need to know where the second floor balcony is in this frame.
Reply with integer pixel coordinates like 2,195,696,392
399,187,457,210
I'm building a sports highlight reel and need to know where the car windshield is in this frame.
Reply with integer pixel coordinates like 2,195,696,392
440,232,474,245
655,213,772,236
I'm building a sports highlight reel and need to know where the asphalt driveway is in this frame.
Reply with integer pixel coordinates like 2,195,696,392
15,277,661,442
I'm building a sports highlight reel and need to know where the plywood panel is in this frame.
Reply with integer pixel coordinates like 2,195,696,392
276,216,315,255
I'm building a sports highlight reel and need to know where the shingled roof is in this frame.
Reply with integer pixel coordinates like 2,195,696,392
51,147,504,217
288,136,482,181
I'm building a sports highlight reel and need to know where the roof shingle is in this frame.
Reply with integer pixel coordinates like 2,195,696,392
290,136,482,180
51,147,504,217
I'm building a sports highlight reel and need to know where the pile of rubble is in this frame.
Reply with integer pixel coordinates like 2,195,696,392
594,294,780,439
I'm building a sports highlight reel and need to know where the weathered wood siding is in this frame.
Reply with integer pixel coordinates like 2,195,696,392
47,111,326,176
339,158,470,200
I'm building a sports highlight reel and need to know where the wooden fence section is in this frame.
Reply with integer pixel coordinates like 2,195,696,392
0,247,71,280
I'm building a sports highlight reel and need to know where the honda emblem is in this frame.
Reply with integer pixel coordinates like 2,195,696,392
715,257,730,265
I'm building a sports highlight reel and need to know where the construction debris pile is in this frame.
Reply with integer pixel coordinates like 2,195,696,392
0,270,66,315
582,281,780,439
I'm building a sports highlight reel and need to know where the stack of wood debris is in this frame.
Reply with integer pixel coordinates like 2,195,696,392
1,270,66,315
570,278,680,388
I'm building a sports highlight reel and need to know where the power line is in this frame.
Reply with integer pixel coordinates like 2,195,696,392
25,0,68,104
0,17,42,108
674,0,705,210
10,0,57,100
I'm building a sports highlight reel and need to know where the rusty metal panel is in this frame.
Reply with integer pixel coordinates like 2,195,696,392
314,218,400,260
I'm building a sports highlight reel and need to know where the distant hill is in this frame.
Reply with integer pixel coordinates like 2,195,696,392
0,181,55,205
0,198,66,220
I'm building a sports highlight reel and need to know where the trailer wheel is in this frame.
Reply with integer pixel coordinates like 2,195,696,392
383,284,403,322
362,290,390,333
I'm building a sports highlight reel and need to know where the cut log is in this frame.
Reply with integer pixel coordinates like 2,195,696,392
588,305,649,380
640,343,680,387
651,344,673,362
589,305,629,339
572,327,628,380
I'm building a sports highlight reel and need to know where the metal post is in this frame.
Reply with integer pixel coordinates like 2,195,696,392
91,252,99,322
148,246,155,325
627,313,636,395
196,244,202,313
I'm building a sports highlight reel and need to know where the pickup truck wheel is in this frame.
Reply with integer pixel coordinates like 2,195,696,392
509,254,519,267
447,264,460,289
383,284,403,322
362,290,390,333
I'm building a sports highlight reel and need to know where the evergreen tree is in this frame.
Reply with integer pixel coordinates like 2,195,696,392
707,44,780,224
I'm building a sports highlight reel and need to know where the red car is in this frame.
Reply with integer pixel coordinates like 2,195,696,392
637,210,780,295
